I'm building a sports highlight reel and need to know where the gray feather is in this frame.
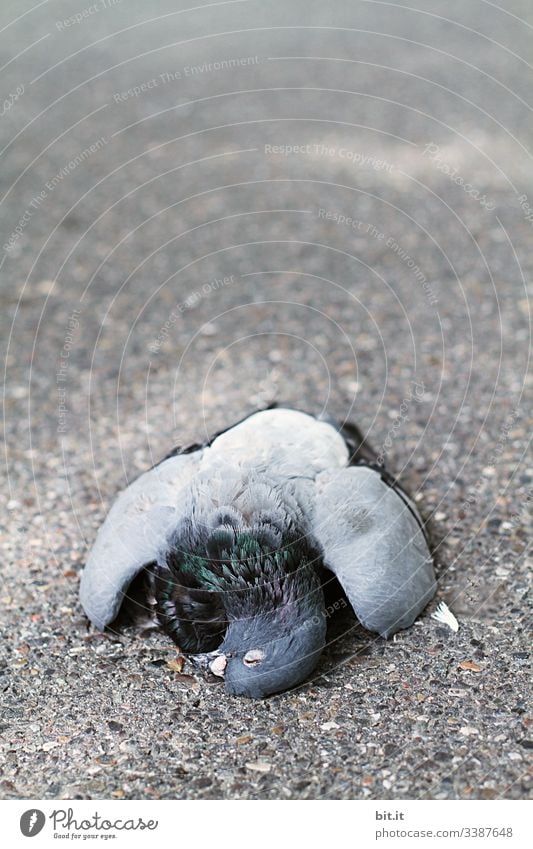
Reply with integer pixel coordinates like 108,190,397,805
80,450,203,628
312,466,436,638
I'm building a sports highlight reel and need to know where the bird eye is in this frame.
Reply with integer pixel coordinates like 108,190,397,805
243,649,265,667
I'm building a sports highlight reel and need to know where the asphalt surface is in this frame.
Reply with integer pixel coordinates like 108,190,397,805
0,0,531,800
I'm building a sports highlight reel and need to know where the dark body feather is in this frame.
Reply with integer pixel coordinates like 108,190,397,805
153,527,322,654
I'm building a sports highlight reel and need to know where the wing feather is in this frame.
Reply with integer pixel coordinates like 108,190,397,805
312,466,436,638
79,449,203,629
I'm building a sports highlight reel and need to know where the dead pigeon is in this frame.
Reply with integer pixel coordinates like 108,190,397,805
80,407,436,698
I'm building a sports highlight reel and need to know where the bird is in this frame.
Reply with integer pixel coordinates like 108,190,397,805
80,406,436,698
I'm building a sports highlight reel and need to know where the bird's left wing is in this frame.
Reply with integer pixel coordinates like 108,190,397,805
79,449,203,630
312,465,436,638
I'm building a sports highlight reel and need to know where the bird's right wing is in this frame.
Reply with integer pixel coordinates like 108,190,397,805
312,465,436,638
79,449,203,630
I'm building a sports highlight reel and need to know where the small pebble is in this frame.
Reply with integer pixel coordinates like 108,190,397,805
245,761,272,774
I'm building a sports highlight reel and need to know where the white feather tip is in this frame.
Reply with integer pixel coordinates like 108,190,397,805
431,601,459,632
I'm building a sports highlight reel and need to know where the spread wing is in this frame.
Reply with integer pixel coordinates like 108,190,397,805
312,466,436,638
79,448,203,629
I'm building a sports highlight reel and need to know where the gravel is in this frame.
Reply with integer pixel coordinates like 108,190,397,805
0,0,531,800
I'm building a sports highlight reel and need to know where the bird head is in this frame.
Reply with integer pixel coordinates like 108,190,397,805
210,559,327,698
215,616,326,698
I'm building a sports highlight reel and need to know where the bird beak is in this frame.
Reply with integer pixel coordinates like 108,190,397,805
209,654,228,677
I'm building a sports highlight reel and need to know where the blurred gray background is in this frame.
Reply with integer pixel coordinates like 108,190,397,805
0,0,531,800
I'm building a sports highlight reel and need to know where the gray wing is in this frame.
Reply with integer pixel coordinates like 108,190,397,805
312,466,436,638
79,449,203,629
